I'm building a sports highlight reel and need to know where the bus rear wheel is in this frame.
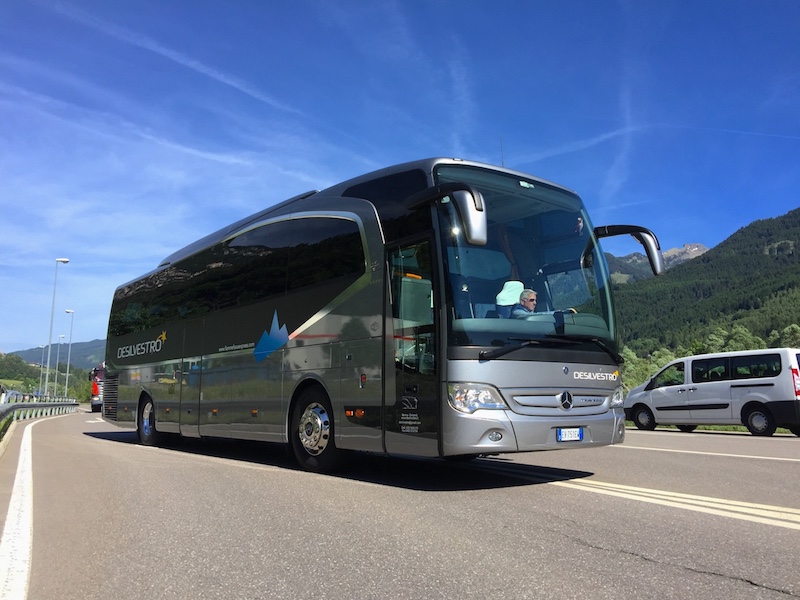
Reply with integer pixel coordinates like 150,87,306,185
744,406,776,436
290,388,342,473
137,396,161,446
632,405,657,431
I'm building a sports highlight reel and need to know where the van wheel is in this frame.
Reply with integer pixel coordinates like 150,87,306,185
789,425,800,437
137,396,161,446
290,388,342,473
676,425,697,433
744,406,776,436
632,405,656,431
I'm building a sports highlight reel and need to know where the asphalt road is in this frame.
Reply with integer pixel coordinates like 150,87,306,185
1,411,798,599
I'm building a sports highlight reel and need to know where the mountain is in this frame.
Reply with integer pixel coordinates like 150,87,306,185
607,243,708,283
615,207,800,352
12,339,106,371
663,243,709,268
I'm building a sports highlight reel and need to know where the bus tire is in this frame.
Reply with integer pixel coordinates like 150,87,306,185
744,405,776,436
137,396,161,446
676,425,697,433
632,405,656,431
290,388,342,473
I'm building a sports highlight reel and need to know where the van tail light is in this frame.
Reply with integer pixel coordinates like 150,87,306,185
793,368,800,399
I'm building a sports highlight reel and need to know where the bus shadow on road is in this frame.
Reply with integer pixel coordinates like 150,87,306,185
335,453,593,491
84,431,593,491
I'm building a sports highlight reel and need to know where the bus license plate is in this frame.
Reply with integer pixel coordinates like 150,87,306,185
557,427,583,442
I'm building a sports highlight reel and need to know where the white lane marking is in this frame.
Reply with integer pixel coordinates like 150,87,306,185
550,479,800,530
477,460,800,531
613,444,800,462
0,415,72,600
0,422,36,599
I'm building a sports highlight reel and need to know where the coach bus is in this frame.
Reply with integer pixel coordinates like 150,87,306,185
102,158,664,472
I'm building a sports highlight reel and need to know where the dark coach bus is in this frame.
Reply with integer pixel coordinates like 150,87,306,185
102,158,664,472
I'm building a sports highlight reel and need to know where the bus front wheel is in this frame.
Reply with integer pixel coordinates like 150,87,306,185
290,388,342,473
137,396,161,446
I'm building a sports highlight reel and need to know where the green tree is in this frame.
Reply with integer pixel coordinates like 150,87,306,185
695,325,764,354
620,346,678,390
767,324,800,348
620,346,650,391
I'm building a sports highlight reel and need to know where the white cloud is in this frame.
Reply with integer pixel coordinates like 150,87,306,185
46,2,303,116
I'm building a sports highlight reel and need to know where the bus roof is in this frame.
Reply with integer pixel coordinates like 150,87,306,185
155,157,576,270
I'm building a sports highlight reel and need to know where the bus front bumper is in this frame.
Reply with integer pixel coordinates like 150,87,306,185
441,407,625,456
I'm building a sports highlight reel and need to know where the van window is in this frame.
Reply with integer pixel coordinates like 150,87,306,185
730,353,781,379
652,363,684,388
692,358,729,383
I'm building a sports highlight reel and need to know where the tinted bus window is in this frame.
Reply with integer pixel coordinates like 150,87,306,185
286,218,365,291
108,217,365,337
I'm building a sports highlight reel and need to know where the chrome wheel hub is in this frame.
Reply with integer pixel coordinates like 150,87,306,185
298,402,330,456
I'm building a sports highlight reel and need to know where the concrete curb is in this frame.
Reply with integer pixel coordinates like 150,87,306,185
0,418,19,460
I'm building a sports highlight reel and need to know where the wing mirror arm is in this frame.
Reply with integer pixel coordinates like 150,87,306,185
594,225,666,276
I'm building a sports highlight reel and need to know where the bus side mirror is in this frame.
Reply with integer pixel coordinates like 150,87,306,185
450,189,487,246
594,225,665,276
406,183,488,246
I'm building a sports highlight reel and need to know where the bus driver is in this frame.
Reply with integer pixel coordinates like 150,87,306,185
511,289,538,318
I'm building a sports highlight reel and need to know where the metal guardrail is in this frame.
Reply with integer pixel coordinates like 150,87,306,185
0,400,79,424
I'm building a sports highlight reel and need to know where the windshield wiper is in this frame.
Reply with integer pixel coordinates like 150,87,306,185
478,337,579,361
545,334,624,364
478,335,623,364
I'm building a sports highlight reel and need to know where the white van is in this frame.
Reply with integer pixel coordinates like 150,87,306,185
624,348,800,436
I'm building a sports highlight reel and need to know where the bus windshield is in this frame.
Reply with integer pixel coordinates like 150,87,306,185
434,164,616,353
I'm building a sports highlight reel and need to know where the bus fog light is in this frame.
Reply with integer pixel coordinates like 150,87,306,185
488,431,503,442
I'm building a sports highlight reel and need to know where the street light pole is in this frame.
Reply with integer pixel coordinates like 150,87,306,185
44,257,69,400
65,309,75,399
54,334,64,398
38,345,46,399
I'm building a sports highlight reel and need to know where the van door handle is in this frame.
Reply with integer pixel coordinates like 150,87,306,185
687,387,697,392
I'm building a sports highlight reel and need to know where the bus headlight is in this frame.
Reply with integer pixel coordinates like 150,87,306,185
448,383,507,413
610,386,625,408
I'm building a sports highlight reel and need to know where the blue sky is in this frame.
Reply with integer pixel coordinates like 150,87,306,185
1,0,799,353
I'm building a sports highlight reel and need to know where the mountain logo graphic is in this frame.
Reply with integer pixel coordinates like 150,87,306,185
253,311,289,362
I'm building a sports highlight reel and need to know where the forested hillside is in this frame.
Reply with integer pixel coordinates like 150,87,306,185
0,351,92,399
615,207,800,356
12,339,105,371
